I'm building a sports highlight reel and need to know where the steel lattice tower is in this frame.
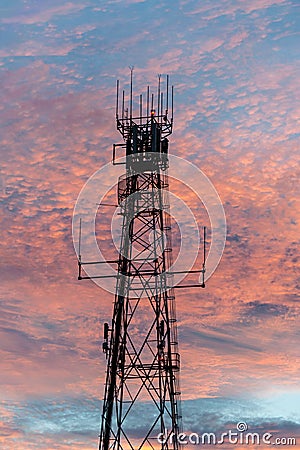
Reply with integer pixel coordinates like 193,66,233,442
78,71,206,450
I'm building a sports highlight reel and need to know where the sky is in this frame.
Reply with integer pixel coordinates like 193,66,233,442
0,0,300,448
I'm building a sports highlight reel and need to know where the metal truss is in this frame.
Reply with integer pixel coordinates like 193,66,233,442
77,73,206,450
100,163,182,450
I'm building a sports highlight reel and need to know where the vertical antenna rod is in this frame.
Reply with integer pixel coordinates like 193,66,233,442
157,74,161,118
166,74,169,114
78,218,82,259
129,66,134,120
202,226,206,287
147,85,150,118
78,218,82,280
116,79,119,119
171,84,174,122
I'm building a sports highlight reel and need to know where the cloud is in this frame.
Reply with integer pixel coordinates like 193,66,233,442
1,3,88,25
184,0,289,18
1,394,299,448
181,326,262,353
0,41,79,57
244,301,290,319
225,30,249,50
0,0,300,447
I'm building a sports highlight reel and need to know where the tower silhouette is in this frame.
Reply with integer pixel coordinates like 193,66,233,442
77,71,206,449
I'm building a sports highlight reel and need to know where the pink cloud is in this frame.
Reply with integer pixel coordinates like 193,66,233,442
0,41,79,57
1,2,88,25
237,0,288,14
0,6,299,444
225,30,249,50
201,37,224,53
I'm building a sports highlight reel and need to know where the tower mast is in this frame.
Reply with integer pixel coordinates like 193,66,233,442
77,72,206,449
103,72,180,449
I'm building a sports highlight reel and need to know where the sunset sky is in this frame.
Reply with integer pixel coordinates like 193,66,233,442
1,0,300,448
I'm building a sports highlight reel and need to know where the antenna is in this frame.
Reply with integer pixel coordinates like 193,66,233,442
203,226,206,263
116,79,119,119
113,73,174,156
129,66,134,121
147,86,150,118
78,218,82,280
202,226,206,287
166,74,169,114
79,218,82,259
157,74,161,118
171,84,174,122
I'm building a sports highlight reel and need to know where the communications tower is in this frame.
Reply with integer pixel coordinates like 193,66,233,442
78,71,206,450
